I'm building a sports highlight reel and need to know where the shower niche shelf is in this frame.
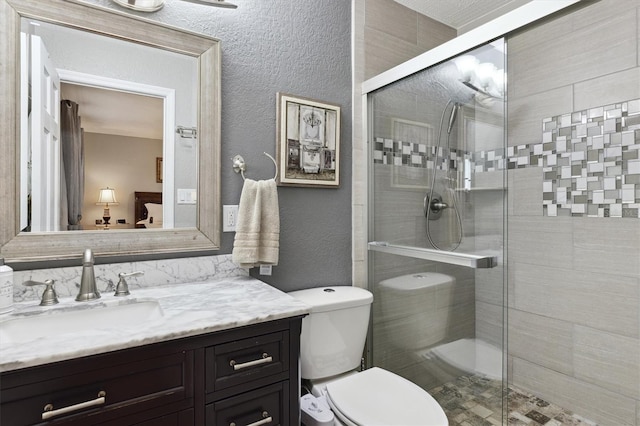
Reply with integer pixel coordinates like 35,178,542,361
368,242,498,269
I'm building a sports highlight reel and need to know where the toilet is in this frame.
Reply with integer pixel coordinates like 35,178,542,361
378,273,503,382
378,273,456,352
289,286,448,426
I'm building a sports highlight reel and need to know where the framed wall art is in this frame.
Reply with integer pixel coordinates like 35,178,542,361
276,93,341,188
156,157,163,183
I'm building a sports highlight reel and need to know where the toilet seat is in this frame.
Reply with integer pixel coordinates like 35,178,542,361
324,367,448,426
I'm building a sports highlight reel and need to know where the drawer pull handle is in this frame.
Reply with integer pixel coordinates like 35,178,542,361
230,353,273,370
42,390,106,420
230,411,273,426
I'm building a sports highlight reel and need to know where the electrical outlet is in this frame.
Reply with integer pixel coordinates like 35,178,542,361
259,265,272,276
223,205,239,232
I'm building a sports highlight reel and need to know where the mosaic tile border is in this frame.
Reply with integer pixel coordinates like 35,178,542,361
372,98,640,218
372,139,467,172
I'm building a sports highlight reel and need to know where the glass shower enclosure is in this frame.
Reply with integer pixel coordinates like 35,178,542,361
366,39,507,424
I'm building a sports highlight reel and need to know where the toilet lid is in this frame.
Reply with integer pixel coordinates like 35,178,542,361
325,367,448,426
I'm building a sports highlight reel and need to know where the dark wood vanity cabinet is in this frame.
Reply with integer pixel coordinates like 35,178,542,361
0,316,303,426
0,340,195,426
204,329,292,426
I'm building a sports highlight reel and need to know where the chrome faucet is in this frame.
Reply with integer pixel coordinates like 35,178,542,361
114,271,144,297
76,248,101,301
24,279,59,306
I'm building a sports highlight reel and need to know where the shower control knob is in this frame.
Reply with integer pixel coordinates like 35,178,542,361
431,199,449,212
424,193,448,220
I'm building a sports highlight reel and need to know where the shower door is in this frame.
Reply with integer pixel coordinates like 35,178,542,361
366,39,507,424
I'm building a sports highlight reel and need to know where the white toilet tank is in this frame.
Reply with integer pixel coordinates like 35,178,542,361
379,272,455,351
288,286,373,380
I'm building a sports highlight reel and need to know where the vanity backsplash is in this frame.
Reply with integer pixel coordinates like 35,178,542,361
12,254,248,303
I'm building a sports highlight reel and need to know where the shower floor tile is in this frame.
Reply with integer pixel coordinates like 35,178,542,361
429,375,598,426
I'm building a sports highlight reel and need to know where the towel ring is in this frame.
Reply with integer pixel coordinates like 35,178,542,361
232,152,278,181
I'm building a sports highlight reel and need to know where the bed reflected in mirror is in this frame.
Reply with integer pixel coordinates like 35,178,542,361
134,192,163,229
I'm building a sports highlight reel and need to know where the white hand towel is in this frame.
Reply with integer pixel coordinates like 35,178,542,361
232,178,280,268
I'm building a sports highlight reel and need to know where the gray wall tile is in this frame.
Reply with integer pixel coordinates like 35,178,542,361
513,262,639,338
416,13,456,52
508,217,574,269
509,309,573,375
476,299,504,347
508,168,544,217
365,0,418,45
573,325,640,399
574,67,640,111
364,26,424,79
513,358,638,426
508,86,573,147
573,218,640,277
472,190,505,237
508,10,637,99
475,265,504,305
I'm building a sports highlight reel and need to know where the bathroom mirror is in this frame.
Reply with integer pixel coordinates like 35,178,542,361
0,0,221,264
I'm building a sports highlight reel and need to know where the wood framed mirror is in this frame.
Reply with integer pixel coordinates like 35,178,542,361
0,0,221,265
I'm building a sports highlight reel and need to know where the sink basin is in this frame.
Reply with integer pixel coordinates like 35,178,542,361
0,300,163,345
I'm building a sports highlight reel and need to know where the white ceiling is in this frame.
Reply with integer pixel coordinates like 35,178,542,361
394,0,530,32
60,83,164,140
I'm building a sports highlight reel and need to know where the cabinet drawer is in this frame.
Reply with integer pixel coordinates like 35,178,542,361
1,351,193,426
206,331,289,393
206,381,288,426
131,408,194,426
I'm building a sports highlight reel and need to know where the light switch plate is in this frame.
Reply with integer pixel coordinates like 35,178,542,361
177,188,197,204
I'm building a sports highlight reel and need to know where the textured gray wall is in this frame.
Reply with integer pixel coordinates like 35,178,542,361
79,0,353,292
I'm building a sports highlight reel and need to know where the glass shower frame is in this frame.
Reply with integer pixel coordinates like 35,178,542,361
366,39,508,424
360,3,583,424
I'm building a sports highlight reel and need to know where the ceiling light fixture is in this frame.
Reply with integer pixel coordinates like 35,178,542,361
181,0,238,8
112,0,238,12
111,0,165,12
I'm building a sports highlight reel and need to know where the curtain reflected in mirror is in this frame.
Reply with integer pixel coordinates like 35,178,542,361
60,99,84,231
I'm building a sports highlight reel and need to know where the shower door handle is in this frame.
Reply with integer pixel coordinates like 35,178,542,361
368,242,497,269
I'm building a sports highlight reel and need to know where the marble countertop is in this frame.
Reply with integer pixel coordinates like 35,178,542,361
0,276,310,373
